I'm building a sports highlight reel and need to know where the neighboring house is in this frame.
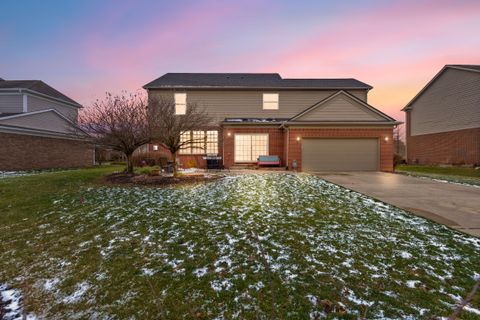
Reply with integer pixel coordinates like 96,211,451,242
144,73,399,172
402,65,480,165
0,78,93,170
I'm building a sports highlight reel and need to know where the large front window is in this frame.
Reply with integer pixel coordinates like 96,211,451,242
179,130,218,155
234,134,268,162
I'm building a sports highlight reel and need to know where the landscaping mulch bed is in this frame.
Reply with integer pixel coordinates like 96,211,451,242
103,172,222,187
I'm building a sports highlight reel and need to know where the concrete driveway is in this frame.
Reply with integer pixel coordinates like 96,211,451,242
315,172,480,237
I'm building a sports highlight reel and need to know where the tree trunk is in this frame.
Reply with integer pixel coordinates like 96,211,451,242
126,153,134,174
172,151,178,177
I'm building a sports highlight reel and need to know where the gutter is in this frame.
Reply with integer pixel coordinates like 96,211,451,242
143,86,372,90
0,124,90,141
280,121,403,128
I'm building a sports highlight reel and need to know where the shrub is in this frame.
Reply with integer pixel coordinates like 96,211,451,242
111,161,127,165
138,167,153,175
133,152,170,167
184,159,197,168
394,153,406,167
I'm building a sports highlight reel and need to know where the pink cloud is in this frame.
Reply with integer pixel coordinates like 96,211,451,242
267,1,479,73
81,1,261,72
242,1,480,121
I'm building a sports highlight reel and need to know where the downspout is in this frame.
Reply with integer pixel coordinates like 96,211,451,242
221,124,225,166
286,127,289,170
281,121,289,170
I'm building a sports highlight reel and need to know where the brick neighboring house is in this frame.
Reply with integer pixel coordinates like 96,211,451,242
0,78,93,170
402,65,480,166
144,73,400,172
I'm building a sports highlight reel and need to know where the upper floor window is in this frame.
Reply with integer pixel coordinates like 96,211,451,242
263,93,279,110
174,93,187,115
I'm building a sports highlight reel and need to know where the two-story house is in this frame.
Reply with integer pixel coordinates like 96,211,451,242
0,78,93,170
403,65,480,165
144,73,399,172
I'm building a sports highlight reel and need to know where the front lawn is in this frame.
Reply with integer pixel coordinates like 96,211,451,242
396,164,480,187
1,170,480,319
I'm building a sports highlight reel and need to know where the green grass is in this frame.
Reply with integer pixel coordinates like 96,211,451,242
396,165,480,186
0,165,122,223
1,170,480,319
135,166,160,175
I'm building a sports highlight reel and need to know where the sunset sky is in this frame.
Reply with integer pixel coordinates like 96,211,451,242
1,0,479,122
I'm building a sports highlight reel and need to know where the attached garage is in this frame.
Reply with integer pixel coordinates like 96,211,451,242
301,138,379,171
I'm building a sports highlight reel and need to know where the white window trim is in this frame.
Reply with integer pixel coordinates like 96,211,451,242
234,133,269,163
262,93,279,110
174,93,187,115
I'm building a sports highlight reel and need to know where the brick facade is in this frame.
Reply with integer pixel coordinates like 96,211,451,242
147,126,394,172
0,132,94,170
222,126,285,167
407,127,480,165
286,127,394,172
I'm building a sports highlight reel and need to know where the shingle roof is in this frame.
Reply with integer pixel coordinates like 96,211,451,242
143,73,372,90
0,79,80,106
446,64,480,72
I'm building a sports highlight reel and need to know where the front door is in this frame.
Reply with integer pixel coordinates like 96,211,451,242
234,134,268,162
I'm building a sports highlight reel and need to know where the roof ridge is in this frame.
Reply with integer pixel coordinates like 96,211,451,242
165,72,281,75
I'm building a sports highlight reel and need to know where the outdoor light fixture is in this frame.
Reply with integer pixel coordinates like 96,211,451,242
153,145,159,151
296,136,301,141
227,132,231,137
384,136,389,142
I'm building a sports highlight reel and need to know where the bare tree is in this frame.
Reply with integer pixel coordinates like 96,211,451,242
149,97,212,177
79,92,151,174
393,124,406,159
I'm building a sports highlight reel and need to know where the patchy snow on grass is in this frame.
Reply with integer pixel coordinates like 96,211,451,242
2,173,480,318
210,279,233,292
1,284,22,320
62,282,90,304
141,268,156,276
406,280,421,288
0,283,37,320
0,168,73,180
398,251,413,259
0,171,35,179
193,267,209,278
399,172,480,188
43,278,60,292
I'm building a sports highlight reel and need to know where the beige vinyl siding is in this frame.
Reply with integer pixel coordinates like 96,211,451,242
150,89,368,122
28,95,78,122
296,94,385,121
0,94,23,114
410,68,480,136
0,111,73,133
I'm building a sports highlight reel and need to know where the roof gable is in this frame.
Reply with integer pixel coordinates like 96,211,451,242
0,109,80,134
289,91,396,123
402,64,480,111
0,79,80,106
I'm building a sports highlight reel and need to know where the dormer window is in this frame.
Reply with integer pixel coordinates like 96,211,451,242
174,93,187,115
263,93,279,110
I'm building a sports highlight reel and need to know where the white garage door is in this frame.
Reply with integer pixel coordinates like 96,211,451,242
302,138,378,171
